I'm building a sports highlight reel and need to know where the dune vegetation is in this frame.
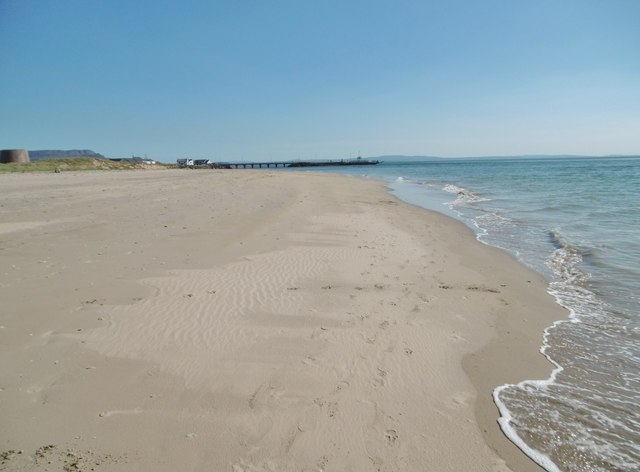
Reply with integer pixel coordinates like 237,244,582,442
0,157,168,173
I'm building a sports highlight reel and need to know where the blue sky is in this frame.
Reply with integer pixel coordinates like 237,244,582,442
1,0,639,161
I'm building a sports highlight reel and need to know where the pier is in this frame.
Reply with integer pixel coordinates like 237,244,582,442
212,158,380,169
216,161,289,169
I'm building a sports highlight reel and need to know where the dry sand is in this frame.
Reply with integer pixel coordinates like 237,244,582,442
0,169,566,471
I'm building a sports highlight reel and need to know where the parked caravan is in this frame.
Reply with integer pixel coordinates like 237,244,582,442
177,159,194,168
193,159,212,168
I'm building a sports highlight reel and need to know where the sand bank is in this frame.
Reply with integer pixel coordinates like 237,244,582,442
0,169,565,471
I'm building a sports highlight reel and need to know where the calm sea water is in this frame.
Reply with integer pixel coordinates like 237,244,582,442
300,156,640,472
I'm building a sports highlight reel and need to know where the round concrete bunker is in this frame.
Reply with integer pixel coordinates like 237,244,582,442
1,149,30,164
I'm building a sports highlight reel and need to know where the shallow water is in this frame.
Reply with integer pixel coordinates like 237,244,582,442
304,156,640,471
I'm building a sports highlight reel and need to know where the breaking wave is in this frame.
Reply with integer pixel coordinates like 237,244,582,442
442,184,489,204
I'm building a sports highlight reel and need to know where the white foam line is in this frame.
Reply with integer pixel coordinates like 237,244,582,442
493,384,561,472
493,285,583,472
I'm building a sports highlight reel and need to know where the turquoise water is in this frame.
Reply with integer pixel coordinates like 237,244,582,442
301,157,640,472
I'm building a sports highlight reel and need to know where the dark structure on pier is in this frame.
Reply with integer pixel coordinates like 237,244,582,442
287,158,380,168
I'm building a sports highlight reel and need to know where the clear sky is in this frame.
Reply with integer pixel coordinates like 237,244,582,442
1,0,639,161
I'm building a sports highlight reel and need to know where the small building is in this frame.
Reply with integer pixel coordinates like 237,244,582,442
1,149,30,164
131,156,156,165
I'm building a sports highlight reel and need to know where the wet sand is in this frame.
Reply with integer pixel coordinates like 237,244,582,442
0,169,565,471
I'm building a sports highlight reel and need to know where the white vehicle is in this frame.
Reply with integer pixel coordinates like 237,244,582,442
177,158,194,168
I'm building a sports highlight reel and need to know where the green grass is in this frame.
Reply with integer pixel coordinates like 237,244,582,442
0,157,170,173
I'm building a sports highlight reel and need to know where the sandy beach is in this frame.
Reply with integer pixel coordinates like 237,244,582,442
0,169,566,471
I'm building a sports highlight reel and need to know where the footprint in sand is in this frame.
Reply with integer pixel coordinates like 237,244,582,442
466,285,501,293
385,429,398,445
375,368,387,387
333,380,350,394
302,355,319,367
317,455,329,470
314,398,338,418
327,402,338,418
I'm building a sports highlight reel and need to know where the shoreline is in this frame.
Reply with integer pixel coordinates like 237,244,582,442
0,169,566,471
377,186,566,472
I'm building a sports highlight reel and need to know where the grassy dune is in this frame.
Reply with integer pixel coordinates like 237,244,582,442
0,157,170,173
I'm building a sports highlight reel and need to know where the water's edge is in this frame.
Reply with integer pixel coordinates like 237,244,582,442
386,181,565,472
294,160,640,472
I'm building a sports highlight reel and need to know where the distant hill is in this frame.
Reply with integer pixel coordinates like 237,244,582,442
363,155,447,163
371,155,443,161
29,150,106,161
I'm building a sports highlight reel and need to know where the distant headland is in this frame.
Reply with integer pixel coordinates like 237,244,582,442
28,150,106,160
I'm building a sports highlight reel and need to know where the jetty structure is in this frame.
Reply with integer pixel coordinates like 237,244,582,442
206,157,380,169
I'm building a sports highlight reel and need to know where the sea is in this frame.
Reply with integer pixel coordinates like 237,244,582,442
295,156,640,472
